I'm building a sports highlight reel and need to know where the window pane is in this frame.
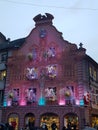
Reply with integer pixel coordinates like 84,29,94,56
0,70,6,80
1,53,7,62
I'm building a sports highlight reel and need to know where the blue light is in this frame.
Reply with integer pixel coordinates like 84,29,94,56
3,101,7,107
80,99,84,106
38,97,45,105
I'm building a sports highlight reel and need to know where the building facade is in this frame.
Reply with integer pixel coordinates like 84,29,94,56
0,13,98,130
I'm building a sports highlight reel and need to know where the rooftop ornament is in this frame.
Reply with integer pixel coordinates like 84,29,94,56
79,42,83,48
33,13,54,25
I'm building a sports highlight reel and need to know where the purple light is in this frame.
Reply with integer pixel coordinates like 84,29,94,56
19,100,26,106
58,99,65,105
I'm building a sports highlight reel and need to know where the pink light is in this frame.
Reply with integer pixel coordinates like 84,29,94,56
7,100,12,106
19,100,26,106
76,99,79,105
58,99,65,105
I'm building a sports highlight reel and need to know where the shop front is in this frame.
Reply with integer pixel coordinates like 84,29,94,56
40,113,59,130
1,106,84,130
91,114,98,128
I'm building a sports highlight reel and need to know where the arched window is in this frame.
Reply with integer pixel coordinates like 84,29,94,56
24,113,35,129
64,113,79,130
40,113,59,130
8,113,19,130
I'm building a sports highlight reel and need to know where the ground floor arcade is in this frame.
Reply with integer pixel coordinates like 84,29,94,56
1,105,98,130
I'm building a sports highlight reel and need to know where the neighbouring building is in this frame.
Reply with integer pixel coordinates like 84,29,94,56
0,13,98,130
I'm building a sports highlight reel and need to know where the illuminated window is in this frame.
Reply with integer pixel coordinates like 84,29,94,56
25,88,36,103
46,65,57,79
45,87,56,101
0,70,6,80
13,89,19,96
8,114,19,130
12,89,20,104
89,66,97,81
8,89,19,100
26,67,38,80
47,47,56,58
93,69,97,81
89,67,92,77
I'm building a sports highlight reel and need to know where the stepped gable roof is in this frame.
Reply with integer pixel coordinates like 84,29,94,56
0,38,25,51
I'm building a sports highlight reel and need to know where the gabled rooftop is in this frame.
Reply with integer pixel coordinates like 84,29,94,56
0,38,25,51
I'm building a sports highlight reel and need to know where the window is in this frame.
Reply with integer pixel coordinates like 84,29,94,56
59,86,75,105
25,88,36,103
93,69,97,81
0,70,6,80
13,89,19,96
47,47,56,58
39,28,47,38
26,67,38,80
8,89,19,101
0,90,3,106
89,67,92,76
89,66,97,81
1,53,7,62
8,114,19,130
46,64,57,79
45,87,56,101
43,47,56,59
